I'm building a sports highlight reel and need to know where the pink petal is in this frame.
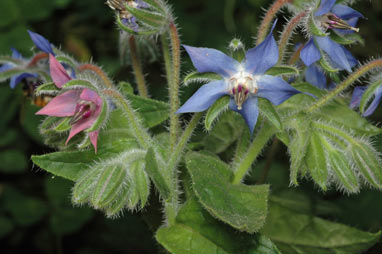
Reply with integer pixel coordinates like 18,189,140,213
36,90,81,117
65,112,98,144
50,54,71,88
89,131,99,153
80,89,102,107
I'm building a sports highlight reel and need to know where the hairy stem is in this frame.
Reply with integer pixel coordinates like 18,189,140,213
128,36,148,97
288,44,304,65
232,122,276,184
256,0,292,45
307,59,382,112
103,89,151,148
278,11,307,64
168,22,181,152
257,138,280,184
78,64,114,88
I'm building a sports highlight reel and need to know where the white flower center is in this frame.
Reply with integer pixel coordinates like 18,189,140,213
228,68,258,110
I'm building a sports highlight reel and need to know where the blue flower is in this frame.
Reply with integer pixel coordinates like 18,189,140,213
350,86,382,117
27,30,55,55
300,0,363,71
305,64,335,90
0,48,38,88
177,22,306,134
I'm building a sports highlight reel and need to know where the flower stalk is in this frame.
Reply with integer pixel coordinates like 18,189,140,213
307,59,382,113
78,64,114,88
128,35,149,97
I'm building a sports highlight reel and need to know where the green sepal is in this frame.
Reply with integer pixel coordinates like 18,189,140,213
145,148,171,200
72,168,101,204
330,31,364,45
55,55,78,70
308,13,327,37
35,82,59,95
360,80,382,114
259,98,282,130
91,164,127,208
143,0,164,12
124,3,166,28
132,159,150,209
116,15,158,35
62,79,98,91
265,65,300,76
87,99,109,133
105,185,130,217
0,68,38,82
204,96,229,131
54,118,72,132
305,132,328,190
186,152,269,233
183,71,222,86
319,52,340,73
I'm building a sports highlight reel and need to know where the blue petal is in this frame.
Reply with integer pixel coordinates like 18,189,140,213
350,86,366,109
0,63,13,72
305,64,327,89
363,88,382,117
10,73,37,89
176,80,228,113
229,96,259,135
183,45,239,78
256,75,301,105
342,46,357,67
315,0,336,16
315,36,352,71
332,4,364,20
244,20,278,75
11,48,22,59
27,30,54,55
300,39,321,66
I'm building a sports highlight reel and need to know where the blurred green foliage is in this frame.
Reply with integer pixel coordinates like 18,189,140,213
0,0,381,253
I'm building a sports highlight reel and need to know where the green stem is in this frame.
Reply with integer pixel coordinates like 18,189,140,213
256,0,292,45
166,113,202,226
307,59,382,113
129,36,149,98
161,34,172,91
257,138,280,184
168,22,181,152
103,89,151,148
232,122,276,184
278,11,307,64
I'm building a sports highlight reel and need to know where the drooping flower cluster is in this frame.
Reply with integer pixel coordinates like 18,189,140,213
177,22,310,134
300,0,363,71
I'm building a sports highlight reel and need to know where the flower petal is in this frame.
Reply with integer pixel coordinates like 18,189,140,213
244,20,278,75
315,0,336,16
314,36,352,72
176,80,228,113
10,73,37,89
350,86,366,109
305,64,327,89
11,48,22,59
183,45,239,78
89,131,99,153
300,39,321,66
49,54,71,88
342,46,357,68
257,75,301,105
66,109,99,144
332,4,364,20
27,30,54,55
363,88,382,117
229,96,259,135
80,88,102,108
36,90,81,117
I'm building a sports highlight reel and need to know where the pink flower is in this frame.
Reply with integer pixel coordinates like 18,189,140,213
36,55,102,152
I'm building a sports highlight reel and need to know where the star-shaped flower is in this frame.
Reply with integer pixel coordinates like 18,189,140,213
300,0,363,71
36,55,102,151
177,22,307,134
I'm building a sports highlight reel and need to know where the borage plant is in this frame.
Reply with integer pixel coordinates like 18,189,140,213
1,0,382,253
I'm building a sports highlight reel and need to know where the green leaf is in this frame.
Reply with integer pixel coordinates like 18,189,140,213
32,139,139,181
186,152,269,233
156,198,281,254
259,98,282,130
183,71,222,86
126,93,170,128
204,96,229,131
72,167,102,204
360,80,382,115
305,132,328,190
145,148,171,200
262,202,381,254
265,65,299,76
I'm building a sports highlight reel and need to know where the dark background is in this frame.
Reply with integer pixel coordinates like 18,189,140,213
0,0,381,253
